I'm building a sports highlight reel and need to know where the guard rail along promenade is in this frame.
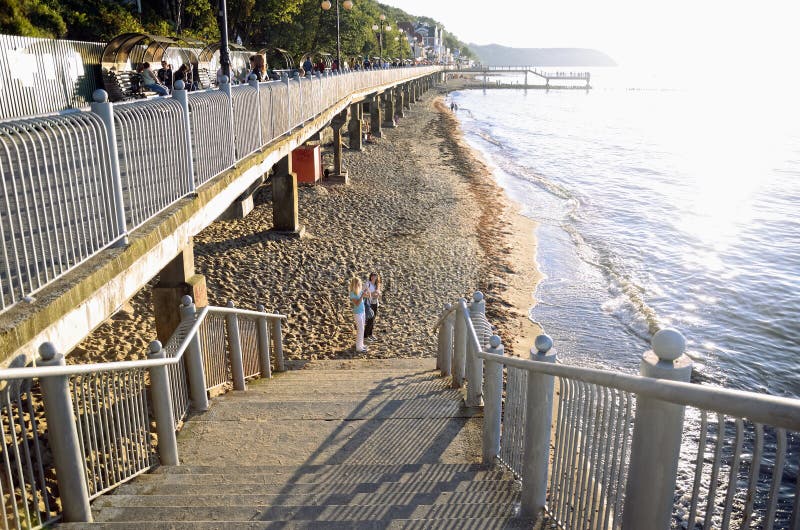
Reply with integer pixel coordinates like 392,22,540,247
0,295,285,527
0,65,442,362
435,292,800,529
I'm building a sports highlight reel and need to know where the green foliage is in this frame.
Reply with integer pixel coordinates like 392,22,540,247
1,0,67,38
0,0,472,60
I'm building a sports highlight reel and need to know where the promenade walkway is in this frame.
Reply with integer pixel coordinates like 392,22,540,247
62,358,531,529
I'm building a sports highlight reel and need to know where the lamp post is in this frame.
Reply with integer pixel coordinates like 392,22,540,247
371,14,391,66
321,0,353,68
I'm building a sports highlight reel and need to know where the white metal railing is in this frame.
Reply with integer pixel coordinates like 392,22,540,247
0,66,441,315
0,295,286,528
435,291,800,529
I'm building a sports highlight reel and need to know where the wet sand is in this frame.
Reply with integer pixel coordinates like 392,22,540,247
70,80,541,363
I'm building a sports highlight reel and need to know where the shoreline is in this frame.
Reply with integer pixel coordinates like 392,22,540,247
69,83,542,364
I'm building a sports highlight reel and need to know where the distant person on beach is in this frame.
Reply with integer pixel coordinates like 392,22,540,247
349,277,368,353
364,272,382,341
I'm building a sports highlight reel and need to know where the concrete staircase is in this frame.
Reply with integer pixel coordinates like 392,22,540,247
61,358,531,529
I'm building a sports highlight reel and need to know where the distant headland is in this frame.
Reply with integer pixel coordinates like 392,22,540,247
469,43,617,66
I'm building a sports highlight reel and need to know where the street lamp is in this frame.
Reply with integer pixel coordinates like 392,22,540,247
371,14,391,65
321,0,354,68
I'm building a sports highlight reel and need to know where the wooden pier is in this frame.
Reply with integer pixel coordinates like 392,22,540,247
456,65,591,89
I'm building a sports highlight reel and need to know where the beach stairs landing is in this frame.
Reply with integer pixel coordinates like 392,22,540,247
61,358,533,529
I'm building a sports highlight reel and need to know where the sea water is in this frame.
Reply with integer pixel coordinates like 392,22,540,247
451,69,800,399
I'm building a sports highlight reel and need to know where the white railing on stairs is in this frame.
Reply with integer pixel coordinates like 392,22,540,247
435,291,800,529
0,295,286,528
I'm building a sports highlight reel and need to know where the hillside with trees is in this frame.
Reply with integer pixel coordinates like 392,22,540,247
470,43,616,67
0,0,474,61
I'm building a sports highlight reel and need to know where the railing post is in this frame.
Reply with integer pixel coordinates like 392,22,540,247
272,317,286,372
90,89,128,246
225,300,246,391
256,304,272,379
147,341,179,466
171,80,196,193
37,343,93,523
247,74,263,147
622,328,693,529
180,295,209,411
437,303,453,375
452,298,468,388
521,334,557,518
219,76,236,162
482,335,504,464
466,291,486,407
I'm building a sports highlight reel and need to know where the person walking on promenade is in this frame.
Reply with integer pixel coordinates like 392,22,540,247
157,61,173,92
302,57,314,77
364,272,382,341
349,277,368,353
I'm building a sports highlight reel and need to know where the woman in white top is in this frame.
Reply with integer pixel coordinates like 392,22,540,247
364,272,381,341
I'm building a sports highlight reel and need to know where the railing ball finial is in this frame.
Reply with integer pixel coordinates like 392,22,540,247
489,334,502,349
220,75,230,84
257,303,266,312
174,80,185,91
473,291,484,303
226,300,235,308
148,340,163,355
534,334,553,355
38,342,59,361
651,328,686,362
92,89,109,103
181,295,194,307
444,303,452,311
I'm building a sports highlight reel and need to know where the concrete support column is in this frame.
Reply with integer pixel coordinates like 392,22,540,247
395,86,405,118
623,329,693,529
348,102,363,151
416,81,422,100
403,83,411,110
369,94,382,139
383,92,396,128
329,109,349,184
271,154,303,236
521,335,557,518
153,246,208,344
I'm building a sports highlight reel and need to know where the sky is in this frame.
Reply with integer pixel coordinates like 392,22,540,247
381,0,799,73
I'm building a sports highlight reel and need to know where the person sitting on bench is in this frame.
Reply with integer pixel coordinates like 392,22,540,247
137,62,169,96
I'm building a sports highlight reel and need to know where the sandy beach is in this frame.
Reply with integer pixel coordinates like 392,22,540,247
70,79,542,364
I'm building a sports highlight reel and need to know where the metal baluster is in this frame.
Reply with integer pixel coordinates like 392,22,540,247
764,428,786,530
689,411,708,525
721,418,744,529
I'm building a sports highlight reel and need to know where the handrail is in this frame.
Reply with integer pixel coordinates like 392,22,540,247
478,350,800,432
0,305,286,380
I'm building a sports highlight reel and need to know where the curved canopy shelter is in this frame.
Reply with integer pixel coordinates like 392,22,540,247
100,33,178,73
299,51,333,72
199,42,248,84
258,47,295,76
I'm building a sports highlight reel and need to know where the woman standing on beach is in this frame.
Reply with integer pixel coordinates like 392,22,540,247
364,272,382,342
349,277,368,353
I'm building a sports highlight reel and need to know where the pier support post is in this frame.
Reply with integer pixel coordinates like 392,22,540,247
329,109,349,184
369,93,382,139
38,343,93,523
348,102,363,151
521,335,557,518
623,329,693,529
383,91,396,128
153,246,208,343
403,83,411,109
395,86,405,118
271,154,303,236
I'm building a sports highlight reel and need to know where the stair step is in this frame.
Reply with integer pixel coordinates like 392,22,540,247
60,516,535,529
195,398,475,421
92,501,520,523
113,478,517,496
93,489,519,508
125,467,510,486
